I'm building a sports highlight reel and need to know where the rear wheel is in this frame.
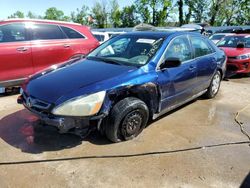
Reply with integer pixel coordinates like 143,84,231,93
104,97,149,143
204,70,221,99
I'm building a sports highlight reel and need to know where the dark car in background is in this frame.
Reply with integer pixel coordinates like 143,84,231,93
18,31,226,142
217,34,250,75
0,19,99,92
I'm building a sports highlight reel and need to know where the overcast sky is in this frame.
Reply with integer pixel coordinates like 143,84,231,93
0,0,134,19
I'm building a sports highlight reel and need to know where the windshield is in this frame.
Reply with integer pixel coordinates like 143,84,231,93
87,35,164,67
217,36,250,48
209,34,225,40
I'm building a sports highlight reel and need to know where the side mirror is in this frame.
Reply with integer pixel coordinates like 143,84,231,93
160,57,181,69
236,42,245,48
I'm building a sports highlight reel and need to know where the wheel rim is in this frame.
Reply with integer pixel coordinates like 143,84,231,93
121,110,143,138
211,74,220,95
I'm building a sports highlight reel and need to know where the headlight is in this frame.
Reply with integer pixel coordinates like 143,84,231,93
52,91,106,116
236,53,250,60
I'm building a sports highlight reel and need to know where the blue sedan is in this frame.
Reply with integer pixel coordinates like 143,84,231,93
18,31,226,142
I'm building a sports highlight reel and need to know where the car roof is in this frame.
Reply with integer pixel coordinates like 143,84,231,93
121,31,201,38
225,34,250,37
212,33,234,35
0,18,82,26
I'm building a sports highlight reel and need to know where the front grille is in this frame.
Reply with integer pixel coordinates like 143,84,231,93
22,92,51,112
227,64,238,71
228,56,237,59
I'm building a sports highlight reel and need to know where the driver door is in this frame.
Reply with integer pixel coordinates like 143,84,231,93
156,35,197,111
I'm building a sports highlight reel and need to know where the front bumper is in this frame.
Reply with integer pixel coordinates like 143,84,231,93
17,95,105,135
227,58,250,74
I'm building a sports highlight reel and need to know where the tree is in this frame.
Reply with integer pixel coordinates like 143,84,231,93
209,0,225,26
44,7,70,21
110,0,121,27
26,11,40,19
71,5,89,25
237,0,250,25
8,11,24,18
91,1,108,28
120,5,139,27
184,0,209,24
136,0,172,26
177,0,184,26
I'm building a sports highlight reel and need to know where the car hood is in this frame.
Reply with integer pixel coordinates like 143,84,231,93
24,59,137,103
219,47,250,57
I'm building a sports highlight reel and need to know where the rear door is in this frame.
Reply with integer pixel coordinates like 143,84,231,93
60,26,92,56
157,35,197,111
30,23,73,72
189,36,217,92
0,23,33,84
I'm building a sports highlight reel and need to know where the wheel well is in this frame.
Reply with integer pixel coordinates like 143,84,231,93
108,83,160,118
217,68,223,79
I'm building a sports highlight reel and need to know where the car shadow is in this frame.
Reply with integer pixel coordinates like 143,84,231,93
0,98,200,154
0,109,109,154
227,73,249,79
0,87,20,97
241,171,250,188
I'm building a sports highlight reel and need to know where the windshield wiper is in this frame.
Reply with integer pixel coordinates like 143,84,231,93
87,56,123,66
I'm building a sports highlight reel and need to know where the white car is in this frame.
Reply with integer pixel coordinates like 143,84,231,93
92,31,125,44
209,33,234,44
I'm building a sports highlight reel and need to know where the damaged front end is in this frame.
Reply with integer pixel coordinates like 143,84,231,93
17,92,106,138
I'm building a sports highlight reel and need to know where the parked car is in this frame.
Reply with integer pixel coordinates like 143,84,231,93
92,31,125,44
217,34,250,75
0,19,99,92
92,31,110,44
209,33,234,44
18,31,226,142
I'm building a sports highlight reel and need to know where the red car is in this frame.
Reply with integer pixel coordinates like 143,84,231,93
0,19,99,91
217,34,250,75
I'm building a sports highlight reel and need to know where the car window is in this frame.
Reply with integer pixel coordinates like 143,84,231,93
164,36,192,62
94,34,105,42
98,38,131,56
190,36,214,57
0,23,27,43
31,24,65,40
217,36,250,48
209,34,225,40
61,26,85,39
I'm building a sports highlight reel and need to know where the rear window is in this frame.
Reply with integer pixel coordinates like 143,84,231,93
209,34,225,40
61,26,85,39
31,24,65,40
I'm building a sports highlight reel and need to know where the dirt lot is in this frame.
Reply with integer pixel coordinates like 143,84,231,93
0,77,249,188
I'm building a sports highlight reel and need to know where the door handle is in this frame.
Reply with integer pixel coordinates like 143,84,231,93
189,65,196,71
63,44,71,48
16,47,28,52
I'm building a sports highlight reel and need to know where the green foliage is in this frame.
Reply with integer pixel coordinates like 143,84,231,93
71,5,89,25
110,0,121,27
8,11,24,18
135,0,172,26
120,5,139,27
44,7,70,21
5,0,250,27
91,1,108,28
26,11,41,19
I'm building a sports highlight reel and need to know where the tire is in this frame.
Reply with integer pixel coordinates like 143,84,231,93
204,70,221,99
104,97,149,143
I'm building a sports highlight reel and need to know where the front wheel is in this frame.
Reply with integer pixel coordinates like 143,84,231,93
204,70,221,99
104,97,149,143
